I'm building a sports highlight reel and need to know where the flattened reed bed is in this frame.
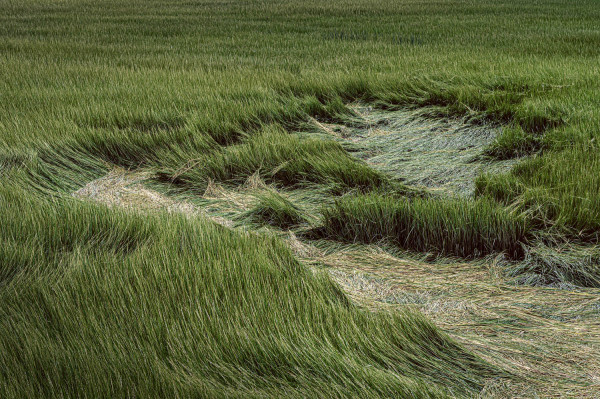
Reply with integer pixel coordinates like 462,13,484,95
313,105,520,197
506,243,600,288
312,243,600,398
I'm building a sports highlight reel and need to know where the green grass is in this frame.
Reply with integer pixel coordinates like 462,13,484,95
156,125,390,193
476,148,600,238
2,0,600,395
0,185,497,398
507,244,600,288
319,193,528,259
2,0,598,235
484,124,544,160
242,189,308,229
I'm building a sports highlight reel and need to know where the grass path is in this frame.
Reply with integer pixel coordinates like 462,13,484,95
319,246,600,397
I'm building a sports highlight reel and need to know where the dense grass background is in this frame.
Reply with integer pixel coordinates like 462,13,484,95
2,0,600,232
2,0,600,396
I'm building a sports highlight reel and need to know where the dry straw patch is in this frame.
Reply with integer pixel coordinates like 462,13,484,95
73,168,296,231
285,231,323,258
202,173,266,211
314,244,600,398
73,168,233,227
74,168,193,213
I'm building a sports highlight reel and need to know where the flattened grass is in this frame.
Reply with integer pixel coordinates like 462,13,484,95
242,189,308,229
507,244,600,288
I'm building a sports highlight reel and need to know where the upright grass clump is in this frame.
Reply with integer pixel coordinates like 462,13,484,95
476,146,600,239
319,193,528,258
484,124,544,160
0,186,499,398
242,189,308,229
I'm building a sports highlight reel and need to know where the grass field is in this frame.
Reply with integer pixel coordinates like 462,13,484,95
2,0,600,397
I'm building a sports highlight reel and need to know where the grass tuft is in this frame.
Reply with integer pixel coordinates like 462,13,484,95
485,125,544,160
242,189,308,228
318,193,528,259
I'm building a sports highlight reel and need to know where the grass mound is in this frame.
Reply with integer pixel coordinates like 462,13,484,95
0,187,498,398
243,189,308,228
319,193,528,258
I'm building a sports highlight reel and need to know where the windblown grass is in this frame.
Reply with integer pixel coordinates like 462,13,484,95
242,189,308,229
157,125,390,193
0,185,497,398
476,147,600,238
319,193,528,259
3,0,600,395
